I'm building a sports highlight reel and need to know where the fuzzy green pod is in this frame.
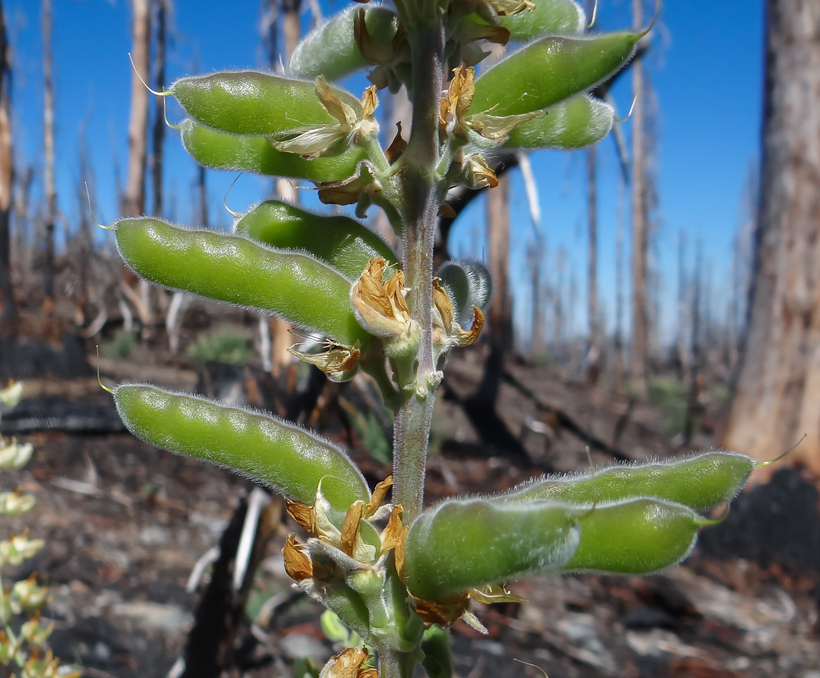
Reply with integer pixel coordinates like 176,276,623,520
463,0,584,42
234,200,397,280
114,384,369,510
504,95,614,150
114,217,370,347
421,626,453,678
290,4,399,81
470,32,639,117
171,71,362,137
499,0,585,39
179,119,367,183
403,498,580,601
562,498,710,574
436,260,492,326
502,451,755,511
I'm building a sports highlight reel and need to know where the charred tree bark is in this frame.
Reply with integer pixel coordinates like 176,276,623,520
587,145,599,385
151,0,167,218
630,0,648,396
124,0,152,330
487,173,513,353
721,0,820,473
42,0,56,302
615,170,626,394
0,0,14,320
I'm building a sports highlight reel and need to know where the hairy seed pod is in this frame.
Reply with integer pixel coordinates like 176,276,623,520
501,451,755,510
499,0,585,39
234,200,397,280
114,217,371,347
504,95,614,150
403,498,580,601
171,71,362,137
470,32,640,117
114,384,370,510
179,119,367,183
561,498,713,574
290,4,399,81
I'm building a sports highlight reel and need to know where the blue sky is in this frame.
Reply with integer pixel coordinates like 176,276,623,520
5,0,763,347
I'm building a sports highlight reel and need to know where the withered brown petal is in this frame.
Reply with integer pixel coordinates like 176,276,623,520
455,306,485,347
393,525,409,582
432,279,455,333
438,202,456,219
286,500,316,534
365,475,393,518
283,535,313,581
378,504,405,557
409,591,471,626
384,122,407,164
340,500,365,557
320,647,369,678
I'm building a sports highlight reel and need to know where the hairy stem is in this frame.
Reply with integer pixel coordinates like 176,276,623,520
391,23,446,526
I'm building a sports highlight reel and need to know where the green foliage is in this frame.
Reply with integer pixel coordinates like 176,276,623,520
186,326,251,365
648,376,688,434
104,3,755,677
103,328,137,360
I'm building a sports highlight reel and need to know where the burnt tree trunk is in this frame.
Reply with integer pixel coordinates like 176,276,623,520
721,0,820,473
587,144,599,385
630,0,648,396
124,0,152,329
0,0,13,320
151,0,167,218
42,0,56,301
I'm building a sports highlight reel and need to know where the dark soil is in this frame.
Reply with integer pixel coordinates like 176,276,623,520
2,332,819,678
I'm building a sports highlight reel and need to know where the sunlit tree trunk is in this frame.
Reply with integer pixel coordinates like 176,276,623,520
630,0,648,396
0,0,13,320
124,0,152,329
721,0,820,474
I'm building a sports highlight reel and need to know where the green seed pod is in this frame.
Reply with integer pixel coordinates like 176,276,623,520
470,32,640,117
114,384,369,510
114,217,371,347
234,200,397,280
421,625,453,678
504,95,614,150
462,0,584,43
403,498,580,601
500,0,585,39
179,119,367,183
436,260,492,326
171,71,362,137
502,451,755,511
561,498,712,574
290,4,399,81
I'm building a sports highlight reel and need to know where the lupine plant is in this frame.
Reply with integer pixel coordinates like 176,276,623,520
0,383,80,678
105,1,761,676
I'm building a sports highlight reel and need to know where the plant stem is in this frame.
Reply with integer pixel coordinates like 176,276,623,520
392,23,445,524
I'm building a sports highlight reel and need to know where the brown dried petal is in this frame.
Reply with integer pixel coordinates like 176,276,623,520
340,500,365,557
378,505,405,557
289,341,360,378
365,475,393,518
410,591,471,626
361,86,378,118
320,647,370,678
453,306,485,347
316,76,357,128
393,525,409,581
384,122,406,164
438,202,456,219
283,535,313,581
489,0,534,16
286,500,315,533
433,279,455,333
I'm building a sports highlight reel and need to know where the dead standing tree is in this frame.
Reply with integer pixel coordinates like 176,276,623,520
123,0,152,330
42,0,56,303
630,0,649,396
0,0,13,320
721,0,820,474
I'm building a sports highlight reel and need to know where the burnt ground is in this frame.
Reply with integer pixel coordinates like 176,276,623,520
1,334,820,678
